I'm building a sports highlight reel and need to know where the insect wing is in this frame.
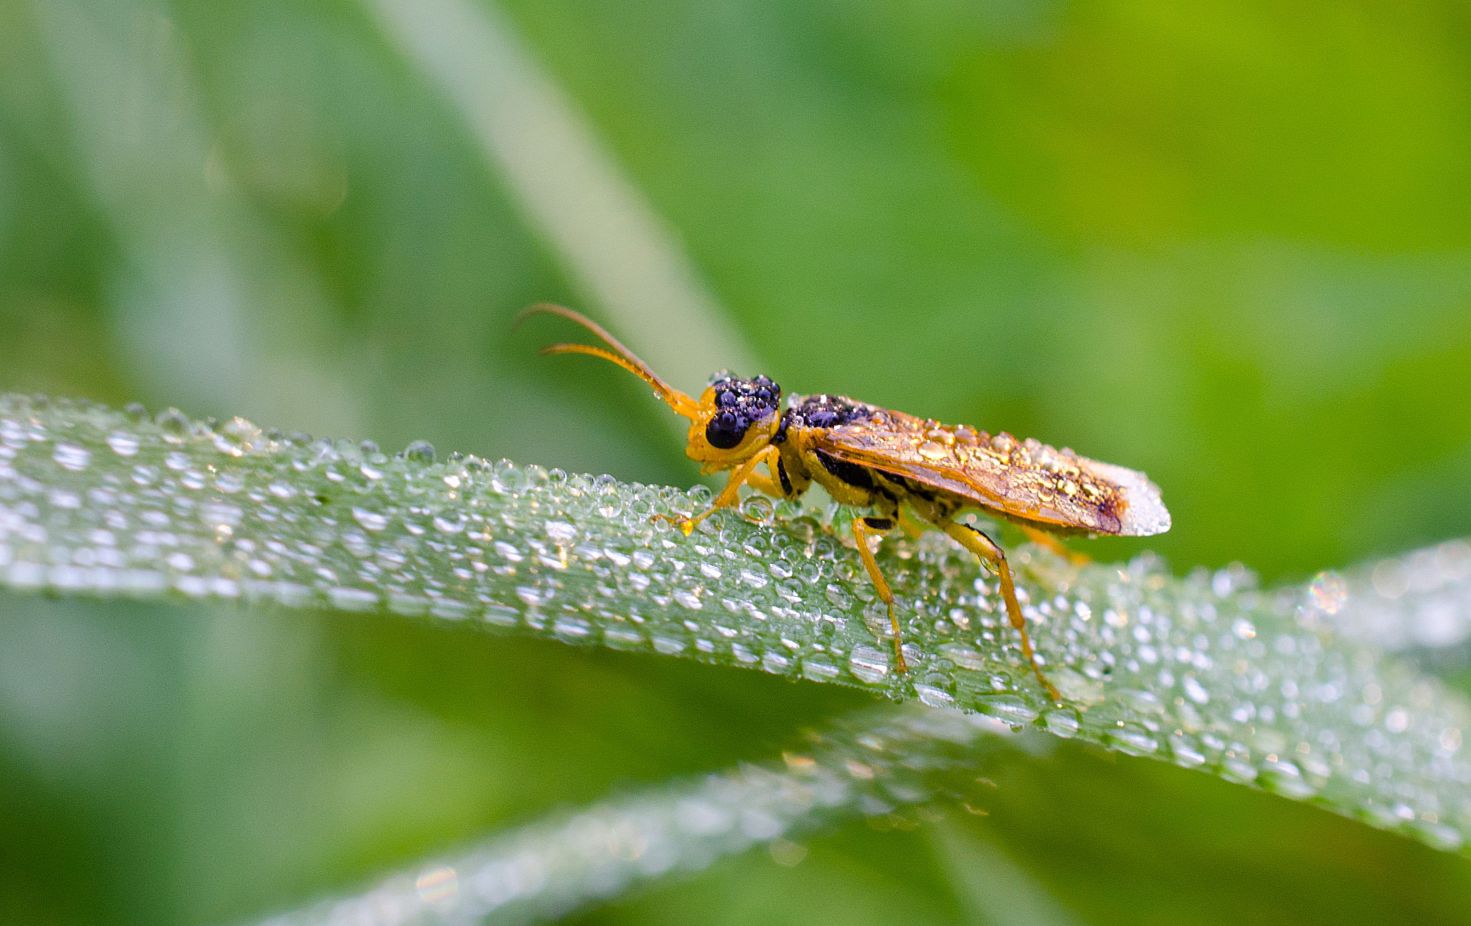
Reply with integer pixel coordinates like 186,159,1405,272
811,410,1169,536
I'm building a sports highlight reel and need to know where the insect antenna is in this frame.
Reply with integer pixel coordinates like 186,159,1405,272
519,303,699,419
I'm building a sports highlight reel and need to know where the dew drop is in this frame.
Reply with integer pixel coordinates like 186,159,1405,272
552,616,593,641
848,645,891,683
327,587,378,611
739,568,769,590
824,583,854,610
401,440,436,464
740,495,775,523
155,408,192,440
1106,724,1160,756
483,603,519,627
1040,708,1082,738
915,684,957,709
1168,734,1207,767
214,416,261,455
1182,675,1210,705
801,659,839,682
761,651,792,675
977,694,1039,726
433,512,466,535
352,507,390,532
672,588,703,610
52,443,91,471
106,432,140,457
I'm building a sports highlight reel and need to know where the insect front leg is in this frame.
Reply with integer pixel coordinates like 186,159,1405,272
940,521,1061,701
742,446,792,499
850,513,908,674
655,449,772,536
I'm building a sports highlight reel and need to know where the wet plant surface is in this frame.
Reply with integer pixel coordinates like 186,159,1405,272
4,392,1467,884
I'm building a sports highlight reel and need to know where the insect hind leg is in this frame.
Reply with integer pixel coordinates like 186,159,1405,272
941,521,1060,701
850,515,908,674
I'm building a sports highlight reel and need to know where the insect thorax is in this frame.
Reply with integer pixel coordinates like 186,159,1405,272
778,394,874,439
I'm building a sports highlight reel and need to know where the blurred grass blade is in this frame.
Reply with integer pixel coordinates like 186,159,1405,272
250,706,1032,926
30,0,358,432
929,821,1083,926
366,0,755,383
1,393,1469,857
1315,540,1471,666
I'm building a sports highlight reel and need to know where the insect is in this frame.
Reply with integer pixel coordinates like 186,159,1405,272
523,304,1170,700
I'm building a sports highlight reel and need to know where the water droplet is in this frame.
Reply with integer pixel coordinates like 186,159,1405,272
327,587,378,611
1040,708,1082,738
1307,570,1348,615
740,495,775,523
552,616,593,641
802,659,839,682
917,440,949,460
106,432,140,457
761,651,792,675
214,416,261,455
1168,734,1207,767
401,440,437,464
739,568,769,590
848,645,890,683
515,585,547,607
155,408,192,440
1182,675,1210,705
483,604,519,626
977,694,1039,726
352,507,390,532
1106,724,1160,756
52,443,91,471
433,512,466,535
672,587,703,610
824,583,853,609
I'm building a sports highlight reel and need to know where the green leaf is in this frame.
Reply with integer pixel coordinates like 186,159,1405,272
2,392,1468,859
252,706,1044,926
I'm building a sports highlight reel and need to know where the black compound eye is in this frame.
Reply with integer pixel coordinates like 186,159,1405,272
705,410,748,449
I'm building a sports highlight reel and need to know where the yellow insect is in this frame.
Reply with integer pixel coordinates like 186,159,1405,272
524,304,1171,700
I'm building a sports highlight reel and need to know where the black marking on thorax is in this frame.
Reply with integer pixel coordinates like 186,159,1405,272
784,394,873,430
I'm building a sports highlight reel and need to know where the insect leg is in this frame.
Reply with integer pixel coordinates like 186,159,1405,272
655,450,769,536
743,446,790,499
1019,524,1091,566
896,504,927,540
941,522,1060,701
851,515,908,673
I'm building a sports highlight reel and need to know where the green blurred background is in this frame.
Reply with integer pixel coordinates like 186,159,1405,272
3,1,1471,923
